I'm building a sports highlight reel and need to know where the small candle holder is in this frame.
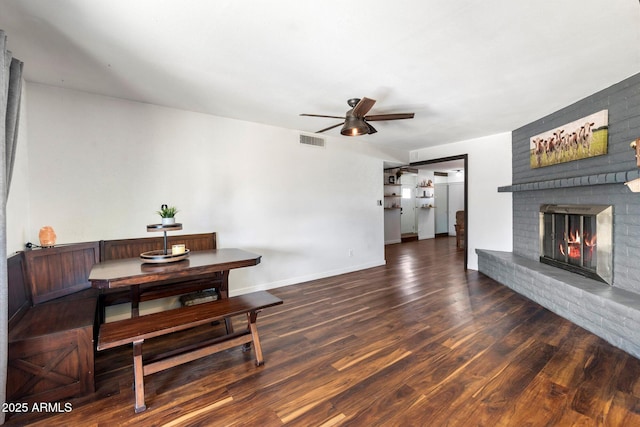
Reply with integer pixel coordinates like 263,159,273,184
172,244,186,255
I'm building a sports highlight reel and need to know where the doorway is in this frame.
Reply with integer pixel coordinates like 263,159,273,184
400,173,418,240
410,155,468,270
434,181,448,235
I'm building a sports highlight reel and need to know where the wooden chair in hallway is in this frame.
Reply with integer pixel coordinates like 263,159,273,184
454,210,465,249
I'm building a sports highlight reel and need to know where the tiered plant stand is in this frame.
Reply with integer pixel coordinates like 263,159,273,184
140,223,190,263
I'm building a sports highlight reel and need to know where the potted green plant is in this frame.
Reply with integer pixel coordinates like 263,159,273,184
157,204,179,225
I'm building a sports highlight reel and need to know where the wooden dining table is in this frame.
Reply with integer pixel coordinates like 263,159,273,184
89,248,271,413
88,248,262,318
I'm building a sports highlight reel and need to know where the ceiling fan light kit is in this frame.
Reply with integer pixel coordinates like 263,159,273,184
301,97,414,137
341,116,370,136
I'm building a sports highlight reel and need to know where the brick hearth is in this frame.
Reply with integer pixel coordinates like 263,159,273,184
477,249,640,358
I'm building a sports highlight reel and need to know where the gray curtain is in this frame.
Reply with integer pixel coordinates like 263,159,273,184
0,29,23,425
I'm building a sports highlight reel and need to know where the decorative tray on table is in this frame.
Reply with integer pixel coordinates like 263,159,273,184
139,249,190,264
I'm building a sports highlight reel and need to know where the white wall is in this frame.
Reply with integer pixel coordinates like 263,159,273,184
410,133,513,269
13,83,388,295
448,182,464,236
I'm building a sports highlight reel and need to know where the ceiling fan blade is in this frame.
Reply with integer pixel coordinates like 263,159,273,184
365,113,415,121
316,122,344,133
352,97,376,117
300,114,346,119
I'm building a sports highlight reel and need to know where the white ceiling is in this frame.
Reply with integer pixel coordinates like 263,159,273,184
1,1,639,155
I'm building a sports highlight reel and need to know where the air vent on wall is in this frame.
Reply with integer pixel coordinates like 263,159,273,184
299,134,325,148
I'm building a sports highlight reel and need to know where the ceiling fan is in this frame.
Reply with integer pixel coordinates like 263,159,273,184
300,97,415,136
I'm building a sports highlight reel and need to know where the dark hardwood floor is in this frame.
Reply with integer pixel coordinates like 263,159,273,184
7,237,640,426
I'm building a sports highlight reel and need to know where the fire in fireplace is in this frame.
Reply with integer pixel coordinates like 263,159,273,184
539,204,613,284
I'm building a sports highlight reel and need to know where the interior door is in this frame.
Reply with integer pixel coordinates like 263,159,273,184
434,183,448,234
401,175,417,234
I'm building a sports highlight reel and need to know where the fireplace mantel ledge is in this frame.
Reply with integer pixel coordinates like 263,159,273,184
498,169,640,193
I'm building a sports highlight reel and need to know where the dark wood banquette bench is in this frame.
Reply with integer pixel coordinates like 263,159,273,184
7,242,100,405
7,231,263,407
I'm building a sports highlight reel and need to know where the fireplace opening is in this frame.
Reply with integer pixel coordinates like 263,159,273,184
539,204,613,284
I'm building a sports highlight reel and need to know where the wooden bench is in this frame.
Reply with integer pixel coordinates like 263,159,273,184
97,290,283,413
7,243,101,405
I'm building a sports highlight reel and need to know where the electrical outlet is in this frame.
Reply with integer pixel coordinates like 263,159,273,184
348,249,354,257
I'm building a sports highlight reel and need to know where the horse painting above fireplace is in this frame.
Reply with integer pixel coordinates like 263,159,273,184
530,110,609,169
539,204,613,285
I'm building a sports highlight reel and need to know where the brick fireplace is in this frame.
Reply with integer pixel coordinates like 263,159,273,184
477,72,640,359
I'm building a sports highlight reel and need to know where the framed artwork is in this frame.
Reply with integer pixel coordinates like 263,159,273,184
530,110,608,169
389,176,395,184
